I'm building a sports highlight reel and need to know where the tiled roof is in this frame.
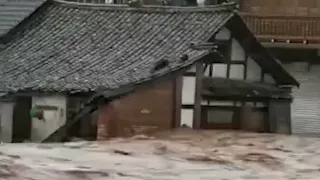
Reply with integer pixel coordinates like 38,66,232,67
0,1,235,93
0,0,46,37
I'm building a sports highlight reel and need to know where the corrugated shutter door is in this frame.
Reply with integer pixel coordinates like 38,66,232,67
285,63,320,136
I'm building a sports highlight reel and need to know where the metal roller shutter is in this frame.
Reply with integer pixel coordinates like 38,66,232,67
285,63,320,136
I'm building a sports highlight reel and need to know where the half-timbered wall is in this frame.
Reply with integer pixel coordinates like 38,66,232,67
180,27,275,127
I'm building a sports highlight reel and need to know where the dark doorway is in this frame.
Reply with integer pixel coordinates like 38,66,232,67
12,97,32,142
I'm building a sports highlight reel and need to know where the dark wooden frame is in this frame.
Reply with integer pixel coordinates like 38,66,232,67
172,76,182,128
192,62,204,129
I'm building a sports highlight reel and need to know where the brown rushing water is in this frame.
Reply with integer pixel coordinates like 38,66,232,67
0,129,320,180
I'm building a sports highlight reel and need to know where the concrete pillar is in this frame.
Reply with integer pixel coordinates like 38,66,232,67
0,101,15,143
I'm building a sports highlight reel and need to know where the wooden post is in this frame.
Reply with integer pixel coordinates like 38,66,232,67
226,37,232,78
243,51,248,80
193,62,204,129
172,76,182,128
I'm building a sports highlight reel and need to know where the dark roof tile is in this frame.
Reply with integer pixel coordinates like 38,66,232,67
0,1,235,93
0,0,46,37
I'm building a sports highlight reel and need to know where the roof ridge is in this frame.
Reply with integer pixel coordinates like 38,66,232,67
53,0,237,12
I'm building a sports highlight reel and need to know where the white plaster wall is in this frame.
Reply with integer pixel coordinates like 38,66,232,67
215,27,231,40
246,57,262,82
180,31,274,127
203,64,228,77
212,64,228,77
197,0,205,6
182,76,195,105
181,76,196,127
0,102,14,143
31,95,67,142
230,64,244,79
180,109,193,127
231,38,245,61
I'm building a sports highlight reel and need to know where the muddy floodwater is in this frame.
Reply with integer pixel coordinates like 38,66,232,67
0,129,320,179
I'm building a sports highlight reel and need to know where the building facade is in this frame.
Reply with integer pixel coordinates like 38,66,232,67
95,13,298,140
0,0,298,142
239,0,320,136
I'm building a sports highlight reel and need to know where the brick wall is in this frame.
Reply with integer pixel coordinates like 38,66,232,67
97,79,175,140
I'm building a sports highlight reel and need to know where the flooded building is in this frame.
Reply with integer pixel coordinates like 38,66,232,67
0,0,298,143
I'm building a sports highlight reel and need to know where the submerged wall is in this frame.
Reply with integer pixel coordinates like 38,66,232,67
97,79,175,140
0,101,15,143
31,95,67,142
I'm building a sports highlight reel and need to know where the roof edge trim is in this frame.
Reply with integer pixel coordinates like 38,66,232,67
53,0,237,12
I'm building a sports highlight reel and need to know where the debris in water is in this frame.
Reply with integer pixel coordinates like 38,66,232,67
237,152,282,169
48,157,71,162
268,146,292,153
153,142,168,155
113,150,131,156
181,124,191,128
116,172,128,176
185,153,232,164
76,166,91,170
64,170,109,178
0,164,16,178
7,155,20,159
130,134,155,140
